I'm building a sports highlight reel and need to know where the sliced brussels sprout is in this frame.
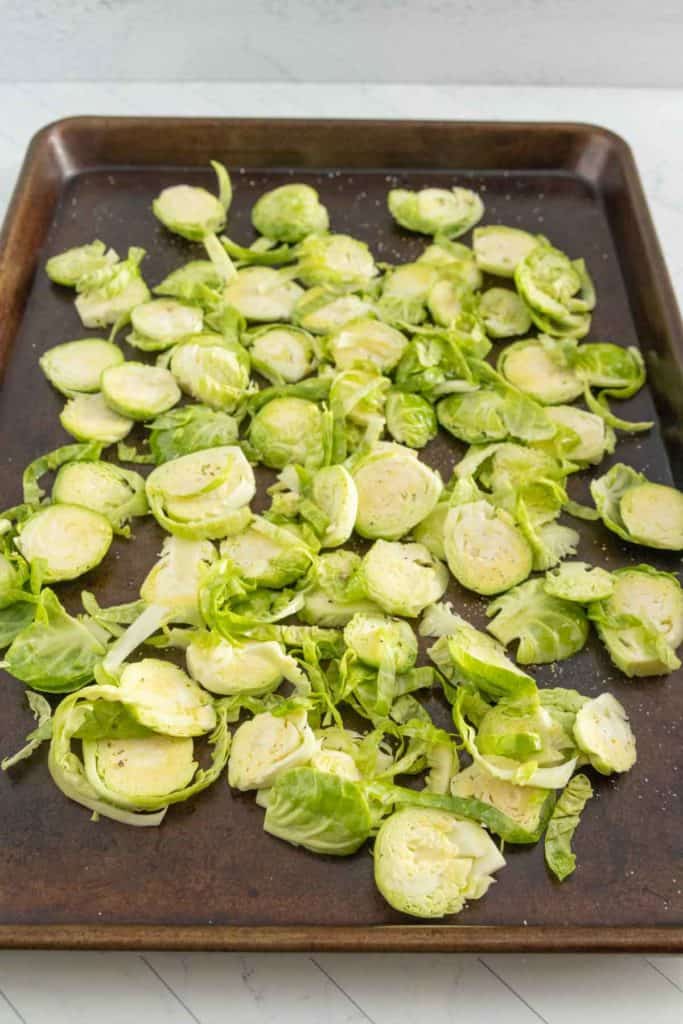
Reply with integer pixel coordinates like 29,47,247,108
223,267,304,322
52,461,148,534
248,325,315,384
117,658,216,736
344,613,417,672
329,368,390,431
264,766,371,855
385,392,437,449
148,405,239,463
311,465,358,547
186,632,298,696
393,326,483,401
46,240,117,287
16,504,113,583
544,773,593,881
351,442,442,540
328,317,408,373
74,248,151,328
296,233,377,291
574,342,645,393
60,392,134,444
472,226,538,277
140,536,217,624
310,749,362,782
127,299,203,352
413,501,449,561
374,807,505,918
362,541,448,618
83,734,197,805
251,183,329,242
486,577,589,665
543,404,615,464
498,336,583,405
219,516,312,587
591,462,683,550
437,387,554,445
544,561,614,603
377,262,439,324
101,362,180,420
426,276,473,327
434,615,536,701
293,288,373,334
388,187,484,239
515,242,593,339
573,693,636,774
444,500,533,596
248,396,326,470
170,335,251,411
228,709,318,791
479,287,532,338
40,338,124,396
146,445,255,539
301,550,381,626
451,763,555,844
153,260,223,302
153,162,231,240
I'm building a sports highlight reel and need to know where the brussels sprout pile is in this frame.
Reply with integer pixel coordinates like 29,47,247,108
1,165,681,919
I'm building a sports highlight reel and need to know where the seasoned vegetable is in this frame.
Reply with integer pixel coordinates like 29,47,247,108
385,392,438,449
498,336,583,404
296,233,377,291
479,288,532,338
101,362,180,421
251,183,329,242
186,633,298,696
52,461,148,534
153,161,231,240
444,500,533,596
169,335,251,411
127,299,203,352
544,561,614,603
16,504,113,582
60,392,134,444
388,187,484,238
328,318,408,373
40,339,124,396
249,396,327,470
361,541,448,618
46,240,117,287
473,226,538,277
116,658,216,736
351,443,442,540
486,578,589,665
591,463,683,550
248,325,315,384
224,267,304,321
573,693,636,774
451,763,555,844
344,613,417,672
147,405,239,463
220,516,311,588
228,709,317,790
264,767,372,855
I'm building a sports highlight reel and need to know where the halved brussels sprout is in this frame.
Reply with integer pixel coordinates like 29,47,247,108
433,615,536,701
118,658,216,736
127,299,203,352
310,749,362,782
311,465,358,547
388,187,484,238
472,226,538,277
146,445,255,539
60,392,134,444
16,504,113,582
251,183,329,242
228,709,318,790
52,461,148,533
83,734,197,805
437,387,554,445
451,763,555,844
515,242,593,339
573,693,636,774
385,392,437,449
444,500,533,596
498,336,583,405
296,233,377,291
293,288,373,334
74,248,150,328
377,262,439,324
153,260,223,302
249,396,326,470
486,577,589,664
479,287,532,338
351,443,442,540
170,335,251,411
544,561,614,603
328,317,408,373
46,240,117,287
543,404,615,464
591,462,683,550
344,613,417,672
219,516,312,587
362,541,448,618
373,807,505,918
153,162,231,240
574,342,645,392
264,766,372,855
426,277,474,327
101,362,180,420
223,267,304,321
329,368,390,430
186,632,298,696
248,325,315,384
301,550,381,626
148,405,239,463
40,339,124,396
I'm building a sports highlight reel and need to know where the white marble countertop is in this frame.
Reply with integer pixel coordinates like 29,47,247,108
0,82,681,1024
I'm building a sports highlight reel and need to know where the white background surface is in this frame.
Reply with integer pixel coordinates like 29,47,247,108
0,81,681,1023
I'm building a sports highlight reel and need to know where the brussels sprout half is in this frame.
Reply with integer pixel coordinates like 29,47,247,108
117,658,216,736
573,693,636,774
52,460,148,533
16,504,113,583
40,338,124,396
351,443,442,541
60,392,134,444
344,613,417,672
388,187,484,238
591,462,683,550
228,709,318,791
169,335,251,411
248,396,327,470
101,362,180,421
328,317,408,373
219,516,312,588
224,267,304,322
153,162,231,241
127,298,203,352
444,500,533,596
362,541,448,618
186,633,298,697
251,183,329,243
472,226,539,277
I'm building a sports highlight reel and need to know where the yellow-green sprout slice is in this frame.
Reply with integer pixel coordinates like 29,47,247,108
301,550,381,627
140,536,217,624
544,561,614,603
219,516,312,587
328,317,408,373
573,693,636,774
351,442,443,540
40,338,124,396
46,240,118,287
83,734,197,806
426,277,474,327
543,404,615,464
296,233,377,291
329,368,390,429
591,462,683,550
228,708,318,791
52,461,148,534
60,392,134,443
385,392,437,449
294,288,373,334
498,336,583,404
16,504,113,583
377,262,440,323
251,183,329,243
388,187,484,238
248,325,315,384
117,658,216,737
169,335,251,411
479,288,532,339
362,541,448,618
152,161,231,241
373,807,505,918
437,388,554,446
127,298,203,352
515,242,595,323
154,260,223,302
263,766,372,855
249,396,326,470
435,615,537,701
146,446,255,540
311,465,358,548
486,577,589,665
444,501,533,596
344,613,417,672
472,226,539,277
451,763,555,844
223,267,304,321
101,362,180,421
75,253,151,328
310,749,362,782
186,633,302,696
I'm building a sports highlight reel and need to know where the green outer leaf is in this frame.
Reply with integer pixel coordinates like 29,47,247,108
264,766,372,855
22,442,102,505
544,773,594,881
1,691,53,770
486,578,589,664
